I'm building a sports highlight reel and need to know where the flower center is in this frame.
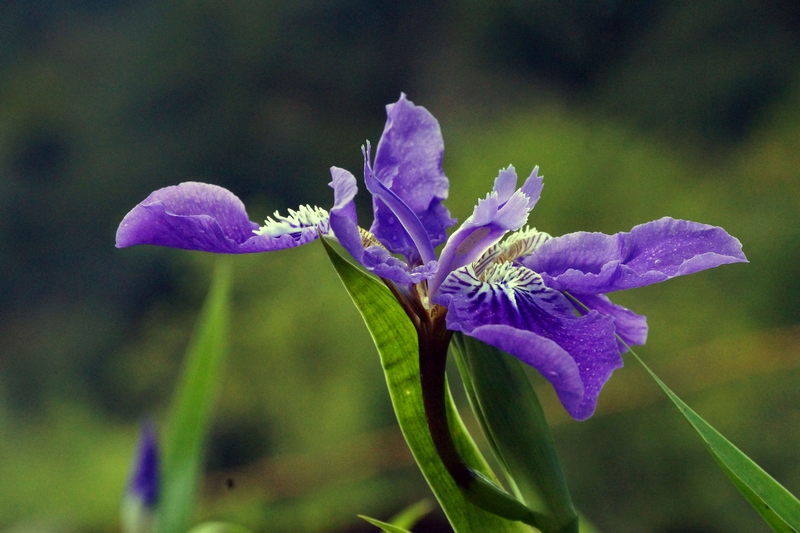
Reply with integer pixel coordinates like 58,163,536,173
473,226,551,275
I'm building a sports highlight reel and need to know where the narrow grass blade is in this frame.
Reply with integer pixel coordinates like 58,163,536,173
389,499,435,529
630,348,800,532
358,515,413,533
155,260,231,533
451,333,578,533
321,238,528,533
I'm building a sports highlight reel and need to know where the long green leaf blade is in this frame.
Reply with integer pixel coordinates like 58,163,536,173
358,515,413,533
451,333,578,533
155,260,231,533
631,349,800,532
321,239,528,533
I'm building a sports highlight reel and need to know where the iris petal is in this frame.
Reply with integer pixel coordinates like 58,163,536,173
467,324,585,416
573,293,648,352
523,217,747,294
435,263,621,420
364,145,437,264
429,166,542,296
328,167,436,286
116,182,319,253
369,94,456,260
492,166,518,203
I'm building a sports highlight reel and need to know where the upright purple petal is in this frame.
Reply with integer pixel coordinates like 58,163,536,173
519,166,543,209
492,166,519,203
364,147,437,263
435,263,621,420
328,168,435,286
523,217,747,294
370,94,456,259
330,166,358,225
429,166,541,296
116,182,324,253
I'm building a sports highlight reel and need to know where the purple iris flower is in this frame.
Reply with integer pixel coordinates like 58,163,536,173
117,94,746,420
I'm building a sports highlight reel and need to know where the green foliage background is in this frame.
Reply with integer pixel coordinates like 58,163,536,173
0,1,798,532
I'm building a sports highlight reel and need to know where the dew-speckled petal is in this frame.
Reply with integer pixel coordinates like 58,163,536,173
435,263,622,420
523,217,747,294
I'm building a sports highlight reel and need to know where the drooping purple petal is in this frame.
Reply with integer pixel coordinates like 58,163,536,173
466,324,585,416
328,167,436,286
435,263,622,420
523,217,747,294
116,182,324,253
369,94,456,260
574,293,648,352
428,166,541,296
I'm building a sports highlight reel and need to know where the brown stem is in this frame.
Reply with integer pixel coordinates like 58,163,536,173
416,311,475,487
384,280,552,529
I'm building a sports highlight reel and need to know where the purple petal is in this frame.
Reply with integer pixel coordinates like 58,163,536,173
328,168,433,286
363,247,438,284
330,166,358,225
435,263,622,420
519,166,544,209
429,167,540,296
364,146,436,263
523,217,747,294
467,324,585,415
370,94,456,259
575,293,648,351
492,166,518,203
116,182,322,253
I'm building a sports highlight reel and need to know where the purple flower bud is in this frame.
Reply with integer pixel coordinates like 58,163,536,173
129,421,160,508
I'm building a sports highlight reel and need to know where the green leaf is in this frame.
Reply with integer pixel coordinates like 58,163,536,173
630,348,800,532
154,260,231,533
388,499,435,530
358,515,414,533
451,333,579,533
321,239,529,533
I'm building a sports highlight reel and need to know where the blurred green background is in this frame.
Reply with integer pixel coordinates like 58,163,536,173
1,1,799,531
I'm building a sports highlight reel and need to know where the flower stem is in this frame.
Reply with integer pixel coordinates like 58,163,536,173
415,303,555,530
417,314,469,485
382,277,554,529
